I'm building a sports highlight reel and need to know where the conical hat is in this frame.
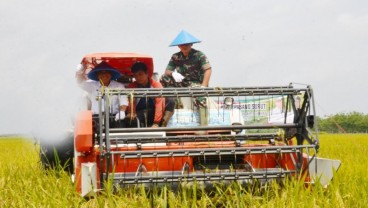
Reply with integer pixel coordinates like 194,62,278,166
169,30,201,47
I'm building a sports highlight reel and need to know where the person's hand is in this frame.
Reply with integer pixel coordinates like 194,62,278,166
115,111,126,121
151,123,159,128
172,70,184,82
76,63,84,71
75,64,87,81
194,97,207,108
126,113,136,120
75,71,85,80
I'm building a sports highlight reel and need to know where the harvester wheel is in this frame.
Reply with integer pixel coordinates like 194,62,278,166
39,132,74,174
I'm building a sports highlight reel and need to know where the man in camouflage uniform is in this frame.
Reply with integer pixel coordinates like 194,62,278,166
160,48,212,88
160,30,212,108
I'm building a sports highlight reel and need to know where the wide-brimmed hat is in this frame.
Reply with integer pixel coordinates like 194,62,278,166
87,61,121,81
169,30,201,47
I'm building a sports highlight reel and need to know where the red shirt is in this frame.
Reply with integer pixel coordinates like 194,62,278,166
127,78,164,124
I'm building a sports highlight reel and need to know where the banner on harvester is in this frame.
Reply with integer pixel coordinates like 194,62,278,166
167,95,301,127
217,95,300,124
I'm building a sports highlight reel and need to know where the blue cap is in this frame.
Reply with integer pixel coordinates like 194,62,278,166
87,61,121,81
169,30,201,47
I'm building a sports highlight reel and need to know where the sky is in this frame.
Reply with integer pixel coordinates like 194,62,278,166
1,0,367,136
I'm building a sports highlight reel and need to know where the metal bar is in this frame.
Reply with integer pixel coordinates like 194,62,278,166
309,87,319,144
104,91,112,182
117,145,315,159
109,123,299,133
110,170,295,184
104,93,111,153
98,91,104,189
105,87,309,98
109,133,281,144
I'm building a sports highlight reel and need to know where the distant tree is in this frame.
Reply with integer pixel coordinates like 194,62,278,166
317,112,368,133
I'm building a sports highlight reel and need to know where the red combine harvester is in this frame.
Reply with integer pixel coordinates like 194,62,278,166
41,53,341,196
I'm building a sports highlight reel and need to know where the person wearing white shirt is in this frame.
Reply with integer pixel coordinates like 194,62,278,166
75,61,128,125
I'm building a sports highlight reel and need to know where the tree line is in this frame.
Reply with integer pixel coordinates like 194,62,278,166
317,112,368,133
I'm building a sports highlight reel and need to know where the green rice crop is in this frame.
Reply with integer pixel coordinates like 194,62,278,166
0,134,367,207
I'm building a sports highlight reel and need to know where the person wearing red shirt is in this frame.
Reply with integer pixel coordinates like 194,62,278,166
126,62,174,127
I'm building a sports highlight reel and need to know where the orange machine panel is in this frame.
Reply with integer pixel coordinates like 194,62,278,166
75,110,93,152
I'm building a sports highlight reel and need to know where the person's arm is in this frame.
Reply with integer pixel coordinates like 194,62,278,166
75,64,87,83
114,82,129,120
75,64,95,92
151,80,164,126
151,96,163,128
201,68,212,87
164,55,176,76
124,82,137,118
198,52,212,87
164,69,174,76
118,89,129,112
120,105,127,111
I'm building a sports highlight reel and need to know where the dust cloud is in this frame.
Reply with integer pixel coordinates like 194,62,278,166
0,62,86,144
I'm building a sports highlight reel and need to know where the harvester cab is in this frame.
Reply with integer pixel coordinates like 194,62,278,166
80,52,154,87
51,53,341,196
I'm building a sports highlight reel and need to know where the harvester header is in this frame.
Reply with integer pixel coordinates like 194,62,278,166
39,53,340,197
73,82,339,196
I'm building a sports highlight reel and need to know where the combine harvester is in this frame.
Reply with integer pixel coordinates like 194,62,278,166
43,53,341,196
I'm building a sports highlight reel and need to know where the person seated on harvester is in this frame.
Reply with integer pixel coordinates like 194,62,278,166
75,61,128,127
125,62,174,128
160,30,212,126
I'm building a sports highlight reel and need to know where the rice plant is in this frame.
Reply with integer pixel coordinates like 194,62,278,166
0,134,367,207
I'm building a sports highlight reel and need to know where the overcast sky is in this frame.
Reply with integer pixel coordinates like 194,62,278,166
1,0,367,136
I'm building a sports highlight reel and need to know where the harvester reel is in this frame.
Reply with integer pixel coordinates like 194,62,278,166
72,84,341,196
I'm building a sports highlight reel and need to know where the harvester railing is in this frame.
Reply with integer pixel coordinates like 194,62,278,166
109,124,299,133
95,84,318,188
109,170,295,185
107,86,308,98
115,145,314,158
109,133,281,144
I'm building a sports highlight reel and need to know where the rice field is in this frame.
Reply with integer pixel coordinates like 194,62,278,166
0,134,367,207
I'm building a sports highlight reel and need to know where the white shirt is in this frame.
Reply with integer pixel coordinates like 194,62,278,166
79,80,128,114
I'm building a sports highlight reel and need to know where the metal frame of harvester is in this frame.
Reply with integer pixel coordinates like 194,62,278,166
74,84,341,196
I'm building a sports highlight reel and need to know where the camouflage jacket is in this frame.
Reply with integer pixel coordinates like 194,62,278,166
166,48,211,84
